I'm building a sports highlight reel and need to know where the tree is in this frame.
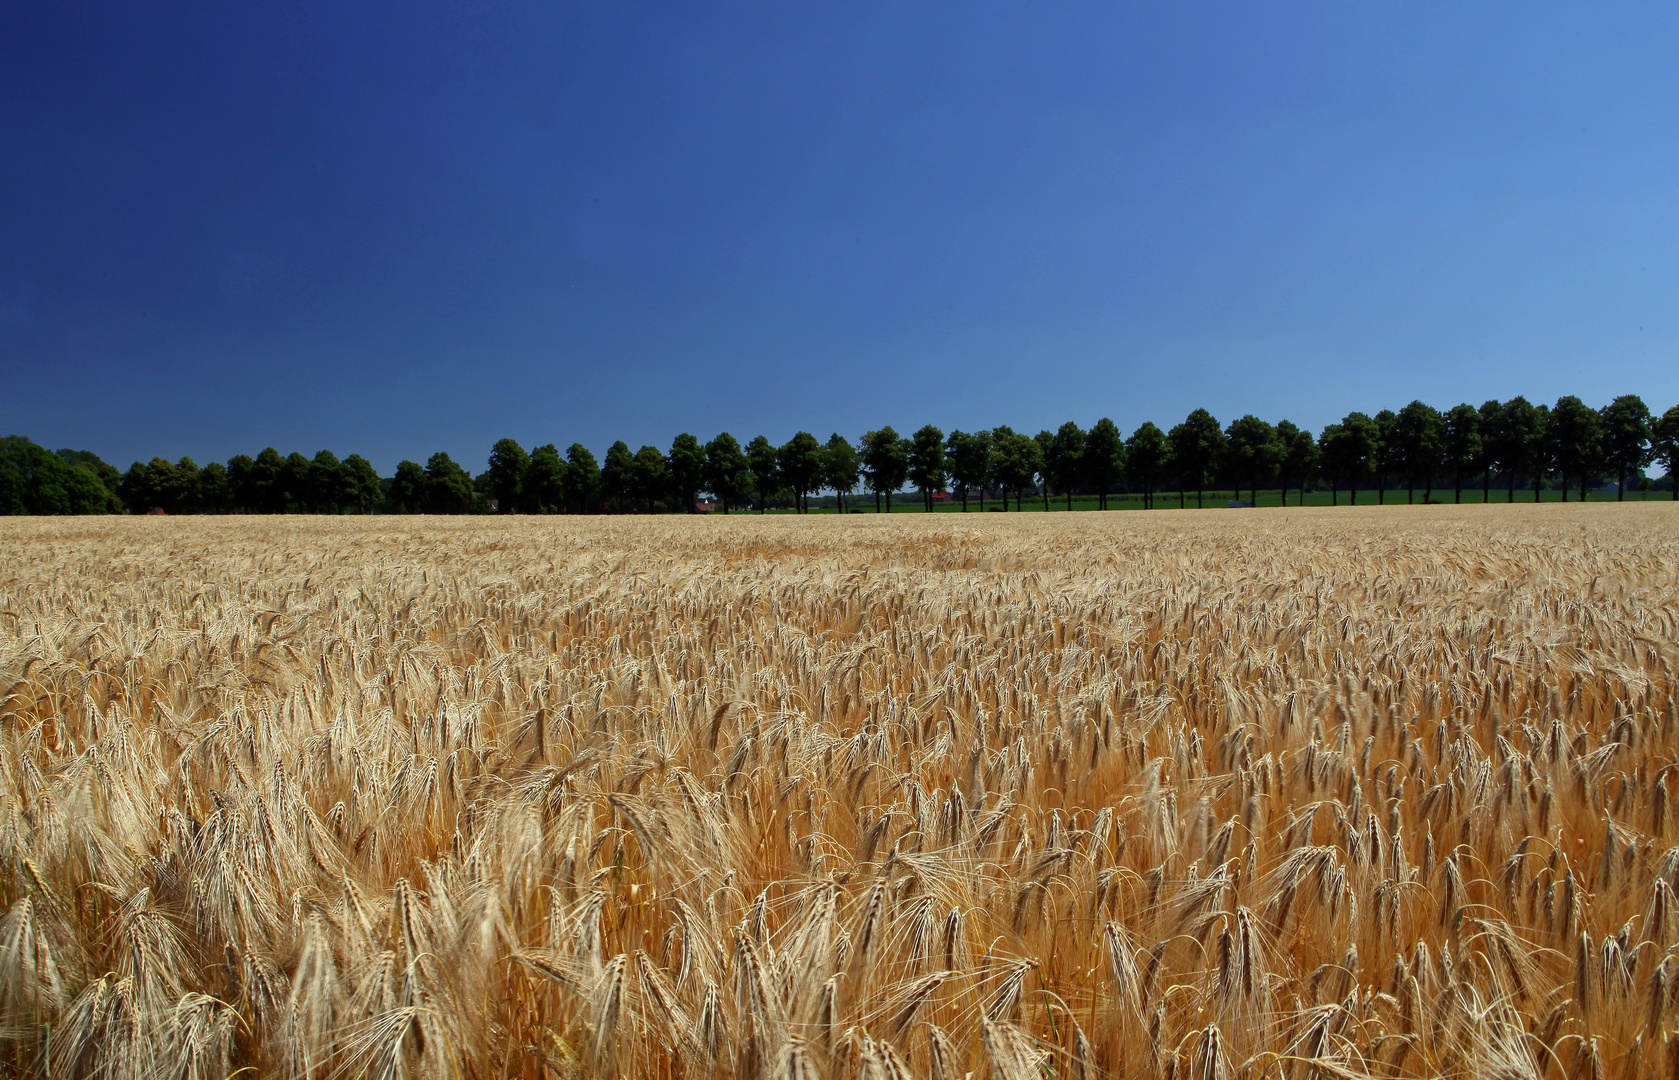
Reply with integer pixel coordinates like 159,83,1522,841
824,433,860,512
226,454,255,512
118,461,150,513
1275,421,1318,506
486,439,530,514
778,431,826,513
279,452,311,512
1391,400,1444,503
564,444,601,513
1223,415,1280,506
860,427,909,512
1125,422,1169,509
1487,396,1544,502
668,434,707,513
1528,402,1552,500
1476,400,1502,502
1083,418,1125,510
1546,396,1605,502
179,457,207,513
705,434,749,513
600,441,635,513
1653,405,1679,501
199,460,231,512
55,448,122,503
344,454,383,513
0,456,17,515
1046,422,1084,510
907,425,947,512
126,457,182,513
388,461,427,513
746,436,780,512
308,450,351,514
522,445,566,512
989,426,1041,511
632,445,669,512
945,429,992,511
0,437,116,515
1371,410,1397,504
0,453,18,515
1033,430,1055,510
1320,413,1377,505
1599,394,1653,500
1441,404,1483,504
1316,424,1346,505
1168,410,1222,508
425,452,474,513
250,448,285,513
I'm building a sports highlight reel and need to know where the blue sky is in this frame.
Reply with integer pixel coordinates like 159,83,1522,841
3,2,1676,472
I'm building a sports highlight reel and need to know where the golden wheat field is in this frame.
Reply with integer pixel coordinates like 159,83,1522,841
2,505,1678,1080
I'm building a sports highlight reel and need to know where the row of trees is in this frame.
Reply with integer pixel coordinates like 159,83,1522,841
6,394,1677,516
470,394,1679,515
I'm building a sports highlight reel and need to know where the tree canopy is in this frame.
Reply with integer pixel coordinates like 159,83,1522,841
860,427,909,512
1168,409,1222,508
1082,418,1125,510
12,387,1677,517
907,425,946,512
778,431,826,513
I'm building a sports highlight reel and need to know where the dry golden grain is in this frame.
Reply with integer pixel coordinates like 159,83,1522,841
0,504,1674,1078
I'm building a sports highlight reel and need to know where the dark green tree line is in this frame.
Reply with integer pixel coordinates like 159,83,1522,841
10,389,1673,517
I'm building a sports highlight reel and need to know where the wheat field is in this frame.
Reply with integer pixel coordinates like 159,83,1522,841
2,505,1677,1079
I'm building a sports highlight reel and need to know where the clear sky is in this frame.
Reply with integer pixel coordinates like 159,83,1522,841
3,2,1676,472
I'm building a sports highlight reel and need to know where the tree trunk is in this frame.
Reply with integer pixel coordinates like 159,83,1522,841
1330,480,1338,506
875,491,881,513
1197,487,1204,509
1066,488,1073,511
886,490,892,512
1424,476,1433,503
1581,474,1589,502
1618,471,1625,501
1042,485,1049,511
1349,483,1356,506
1508,473,1516,503
1407,479,1414,504
960,486,967,512
1560,472,1568,502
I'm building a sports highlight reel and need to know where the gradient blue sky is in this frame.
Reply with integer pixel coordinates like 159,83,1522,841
3,2,1676,472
